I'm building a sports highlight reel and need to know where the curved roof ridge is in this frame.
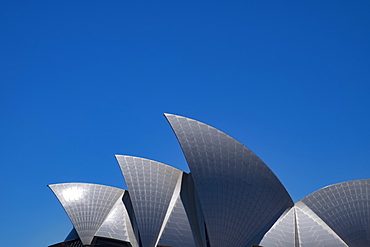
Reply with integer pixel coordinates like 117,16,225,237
164,113,288,187
298,178,370,202
115,154,183,172
308,178,370,192
48,182,125,190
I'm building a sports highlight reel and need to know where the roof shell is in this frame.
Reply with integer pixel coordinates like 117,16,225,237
48,183,125,245
165,113,293,247
300,179,370,247
116,155,184,247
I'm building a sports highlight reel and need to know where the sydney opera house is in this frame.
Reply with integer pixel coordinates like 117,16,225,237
49,114,370,247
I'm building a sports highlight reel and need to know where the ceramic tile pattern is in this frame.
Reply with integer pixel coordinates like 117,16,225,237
116,155,183,247
49,183,124,245
259,207,296,247
301,180,370,247
49,114,370,247
158,194,196,247
165,113,294,247
295,202,348,247
95,195,138,247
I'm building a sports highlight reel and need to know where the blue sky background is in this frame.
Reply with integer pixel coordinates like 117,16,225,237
1,1,370,246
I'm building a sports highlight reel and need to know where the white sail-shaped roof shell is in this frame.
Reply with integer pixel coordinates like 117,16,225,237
300,179,370,247
165,113,294,247
116,155,185,247
260,180,370,247
48,114,370,247
48,183,125,245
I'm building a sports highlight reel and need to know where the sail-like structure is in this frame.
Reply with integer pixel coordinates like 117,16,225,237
260,180,370,247
48,114,370,247
116,155,188,247
300,179,370,247
165,113,294,246
48,183,125,245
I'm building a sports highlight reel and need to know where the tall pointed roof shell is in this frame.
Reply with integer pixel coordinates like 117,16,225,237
165,113,293,247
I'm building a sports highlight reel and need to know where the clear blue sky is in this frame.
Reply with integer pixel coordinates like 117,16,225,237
1,1,370,246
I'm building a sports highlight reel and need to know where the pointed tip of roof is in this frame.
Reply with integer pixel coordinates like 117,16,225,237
163,112,176,118
48,183,59,189
164,112,189,119
115,154,157,162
